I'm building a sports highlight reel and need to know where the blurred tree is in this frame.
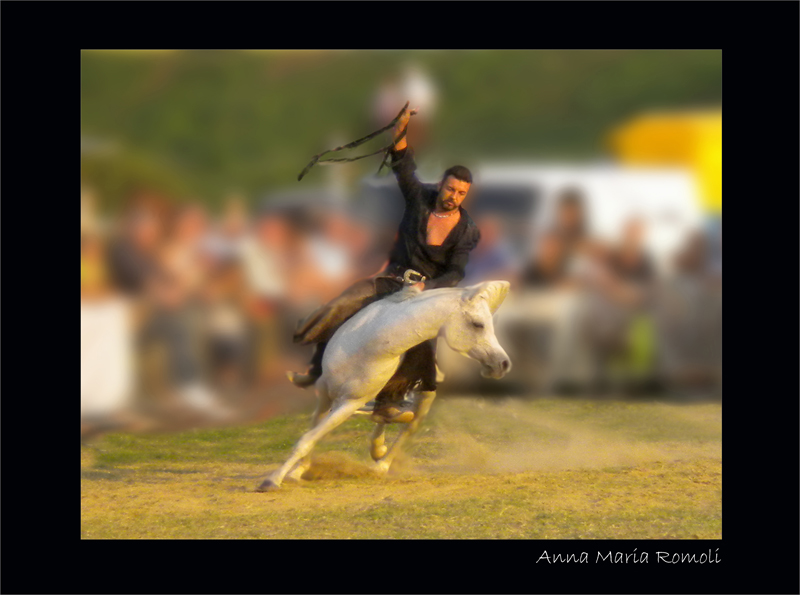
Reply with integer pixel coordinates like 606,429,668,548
81,50,721,209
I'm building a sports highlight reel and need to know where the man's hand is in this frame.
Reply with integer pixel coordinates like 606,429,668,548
392,104,418,152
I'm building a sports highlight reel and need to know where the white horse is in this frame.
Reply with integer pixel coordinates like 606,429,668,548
257,280,512,492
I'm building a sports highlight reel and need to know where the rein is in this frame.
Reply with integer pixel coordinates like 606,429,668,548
297,102,412,182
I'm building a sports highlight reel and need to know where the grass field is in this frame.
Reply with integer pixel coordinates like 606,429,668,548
81,395,721,539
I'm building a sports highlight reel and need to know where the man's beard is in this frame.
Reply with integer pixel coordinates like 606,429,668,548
439,199,457,211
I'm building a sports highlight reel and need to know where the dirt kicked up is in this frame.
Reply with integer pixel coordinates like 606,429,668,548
81,396,721,539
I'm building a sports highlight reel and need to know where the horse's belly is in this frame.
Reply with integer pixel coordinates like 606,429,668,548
323,347,401,400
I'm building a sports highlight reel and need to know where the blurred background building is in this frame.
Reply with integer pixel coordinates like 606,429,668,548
80,50,721,435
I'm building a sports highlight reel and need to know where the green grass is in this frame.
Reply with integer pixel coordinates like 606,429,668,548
82,397,721,539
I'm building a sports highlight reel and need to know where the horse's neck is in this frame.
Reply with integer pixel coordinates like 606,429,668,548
380,289,459,355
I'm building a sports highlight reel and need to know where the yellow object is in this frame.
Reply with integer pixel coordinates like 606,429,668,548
81,257,108,294
608,110,722,214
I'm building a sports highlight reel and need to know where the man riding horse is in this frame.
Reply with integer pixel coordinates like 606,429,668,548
288,104,482,423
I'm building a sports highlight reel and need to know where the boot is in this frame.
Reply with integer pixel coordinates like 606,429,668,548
371,392,415,423
288,342,326,389
371,403,415,424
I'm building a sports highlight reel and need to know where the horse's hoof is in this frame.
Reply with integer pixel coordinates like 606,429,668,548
285,468,307,483
256,479,280,492
371,461,390,477
370,444,388,461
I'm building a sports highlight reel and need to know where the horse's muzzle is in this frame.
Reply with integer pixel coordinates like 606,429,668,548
481,357,512,379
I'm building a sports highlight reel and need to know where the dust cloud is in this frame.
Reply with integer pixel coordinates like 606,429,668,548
415,397,721,475
294,396,721,480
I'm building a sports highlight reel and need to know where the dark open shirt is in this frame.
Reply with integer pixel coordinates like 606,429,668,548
385,147,481,289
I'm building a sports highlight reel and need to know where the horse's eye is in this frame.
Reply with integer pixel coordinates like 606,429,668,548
472,321,485,329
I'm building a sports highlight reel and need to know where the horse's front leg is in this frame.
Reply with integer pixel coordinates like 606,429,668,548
284,387,333,483
373,390,437,476
257,395,369,492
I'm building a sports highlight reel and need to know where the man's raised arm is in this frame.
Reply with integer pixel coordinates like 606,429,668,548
389,105,428,204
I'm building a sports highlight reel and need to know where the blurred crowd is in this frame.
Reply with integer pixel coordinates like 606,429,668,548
461,189,722,396
81,180,721,431
80,187,391,427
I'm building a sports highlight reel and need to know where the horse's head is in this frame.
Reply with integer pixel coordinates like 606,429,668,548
442,280,512,379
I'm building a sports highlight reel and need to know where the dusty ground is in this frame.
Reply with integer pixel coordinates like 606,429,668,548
81,395,721,539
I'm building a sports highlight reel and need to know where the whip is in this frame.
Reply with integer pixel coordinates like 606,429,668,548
297,101,415,182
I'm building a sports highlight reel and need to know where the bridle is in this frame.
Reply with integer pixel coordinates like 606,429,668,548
297,102,412,182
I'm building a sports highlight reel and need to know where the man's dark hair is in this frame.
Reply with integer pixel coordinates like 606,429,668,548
441,165,473,185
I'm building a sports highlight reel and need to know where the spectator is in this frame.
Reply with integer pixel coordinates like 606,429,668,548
201,261,250,392
237,212,293,385
553,187,590,266
341,205,386,279
372,75,403,129
106,197,165,298
239,213,290,306
282,212,338,309
546,214,657,395
81,191,136,426
655,230,721,392
158,204,211,301
608,217,656,292
371,65,437,150
142,203,234,419
201,194,248,267
522,230,569,289
578,219,658,393
519,189,597,393
305,210,359,300
462,215,521,286
400,64,437,149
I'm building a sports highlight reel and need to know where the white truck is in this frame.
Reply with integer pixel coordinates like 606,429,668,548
470,162,705,275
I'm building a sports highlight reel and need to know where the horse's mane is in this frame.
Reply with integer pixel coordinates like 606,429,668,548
384,285,424,303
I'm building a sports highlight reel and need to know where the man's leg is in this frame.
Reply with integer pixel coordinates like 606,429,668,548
372,338,437,422
289,277,401,388
293,278,383,345
372,390,437,475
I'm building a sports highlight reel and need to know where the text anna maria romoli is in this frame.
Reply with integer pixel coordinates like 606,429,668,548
536,549,721,564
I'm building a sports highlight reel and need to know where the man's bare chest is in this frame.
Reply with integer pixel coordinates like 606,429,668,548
426,212,460,246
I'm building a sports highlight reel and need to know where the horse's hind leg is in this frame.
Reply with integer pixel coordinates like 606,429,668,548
257,394,367,492
370,422,387,461
373,390,437,476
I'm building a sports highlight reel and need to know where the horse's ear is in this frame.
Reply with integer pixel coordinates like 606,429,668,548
462,281,510,314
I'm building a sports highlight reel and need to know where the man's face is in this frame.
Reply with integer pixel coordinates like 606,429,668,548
437,176,471,212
